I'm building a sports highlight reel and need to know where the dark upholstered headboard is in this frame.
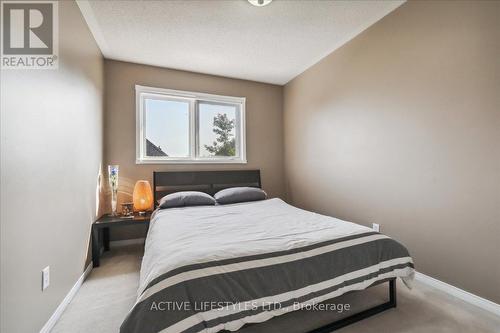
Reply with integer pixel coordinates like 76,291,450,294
153,170,261,207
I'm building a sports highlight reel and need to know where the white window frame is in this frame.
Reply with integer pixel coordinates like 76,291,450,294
136,85,247,164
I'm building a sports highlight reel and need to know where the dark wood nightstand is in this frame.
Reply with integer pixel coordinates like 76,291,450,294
92,213,151,267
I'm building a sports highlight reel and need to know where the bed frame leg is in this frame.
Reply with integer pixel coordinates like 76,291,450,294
308,279,397,333
389,278,397,307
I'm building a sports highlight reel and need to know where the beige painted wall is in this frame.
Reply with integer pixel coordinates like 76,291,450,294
104,60,285,240
0,1,104,332
284,1,500,303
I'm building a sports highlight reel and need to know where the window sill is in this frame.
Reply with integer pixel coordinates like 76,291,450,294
136,159,248,165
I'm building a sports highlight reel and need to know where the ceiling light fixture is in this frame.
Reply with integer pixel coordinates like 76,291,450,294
248,0,273,7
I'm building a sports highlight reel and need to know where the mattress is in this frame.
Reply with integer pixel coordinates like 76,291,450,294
121,198,414,333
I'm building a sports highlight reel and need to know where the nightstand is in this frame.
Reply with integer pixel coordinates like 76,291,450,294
92,212,151,267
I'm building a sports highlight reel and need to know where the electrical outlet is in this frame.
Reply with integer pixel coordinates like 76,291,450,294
372,223,380,232
42,266,50,291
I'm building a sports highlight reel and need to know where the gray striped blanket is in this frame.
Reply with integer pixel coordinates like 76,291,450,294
121,198,414,333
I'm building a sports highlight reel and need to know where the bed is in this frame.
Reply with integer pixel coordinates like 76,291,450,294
121,170,414,333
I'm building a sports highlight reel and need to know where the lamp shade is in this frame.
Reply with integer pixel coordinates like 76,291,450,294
133,180,153,212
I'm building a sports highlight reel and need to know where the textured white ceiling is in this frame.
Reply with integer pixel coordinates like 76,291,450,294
77,0,404,85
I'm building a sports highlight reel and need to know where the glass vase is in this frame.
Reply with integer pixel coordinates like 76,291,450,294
108,165,119,216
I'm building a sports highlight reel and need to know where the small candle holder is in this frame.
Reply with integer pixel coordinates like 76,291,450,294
121,202,134,217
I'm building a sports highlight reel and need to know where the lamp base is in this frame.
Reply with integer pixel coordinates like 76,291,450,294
138,211,146,216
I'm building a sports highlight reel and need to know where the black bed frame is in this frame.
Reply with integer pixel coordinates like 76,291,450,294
152,170,397,332
309,279,396,333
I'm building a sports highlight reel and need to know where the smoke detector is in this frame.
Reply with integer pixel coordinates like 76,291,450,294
248,0,273,7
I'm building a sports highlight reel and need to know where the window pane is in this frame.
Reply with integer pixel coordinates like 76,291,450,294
145,98,189,158
198,102,238,157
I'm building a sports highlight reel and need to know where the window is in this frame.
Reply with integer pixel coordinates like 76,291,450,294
136,85,246,164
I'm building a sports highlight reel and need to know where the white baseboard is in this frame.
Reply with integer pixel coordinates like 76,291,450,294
110,237,145,247
415,271,500,317
40,263,93,333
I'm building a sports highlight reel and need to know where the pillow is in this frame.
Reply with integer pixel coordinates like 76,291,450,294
214,187,267,205
158,191,215,209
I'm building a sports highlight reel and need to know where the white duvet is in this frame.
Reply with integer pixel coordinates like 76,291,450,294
139,198,375,297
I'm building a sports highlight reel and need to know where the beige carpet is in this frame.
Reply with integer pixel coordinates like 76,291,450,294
52,244,500,333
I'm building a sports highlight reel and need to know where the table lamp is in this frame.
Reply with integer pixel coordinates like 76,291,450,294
133,180,153,215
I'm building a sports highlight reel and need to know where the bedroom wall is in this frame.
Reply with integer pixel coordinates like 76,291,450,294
284,0,500,303
0,1,104,332
104,60,285,240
